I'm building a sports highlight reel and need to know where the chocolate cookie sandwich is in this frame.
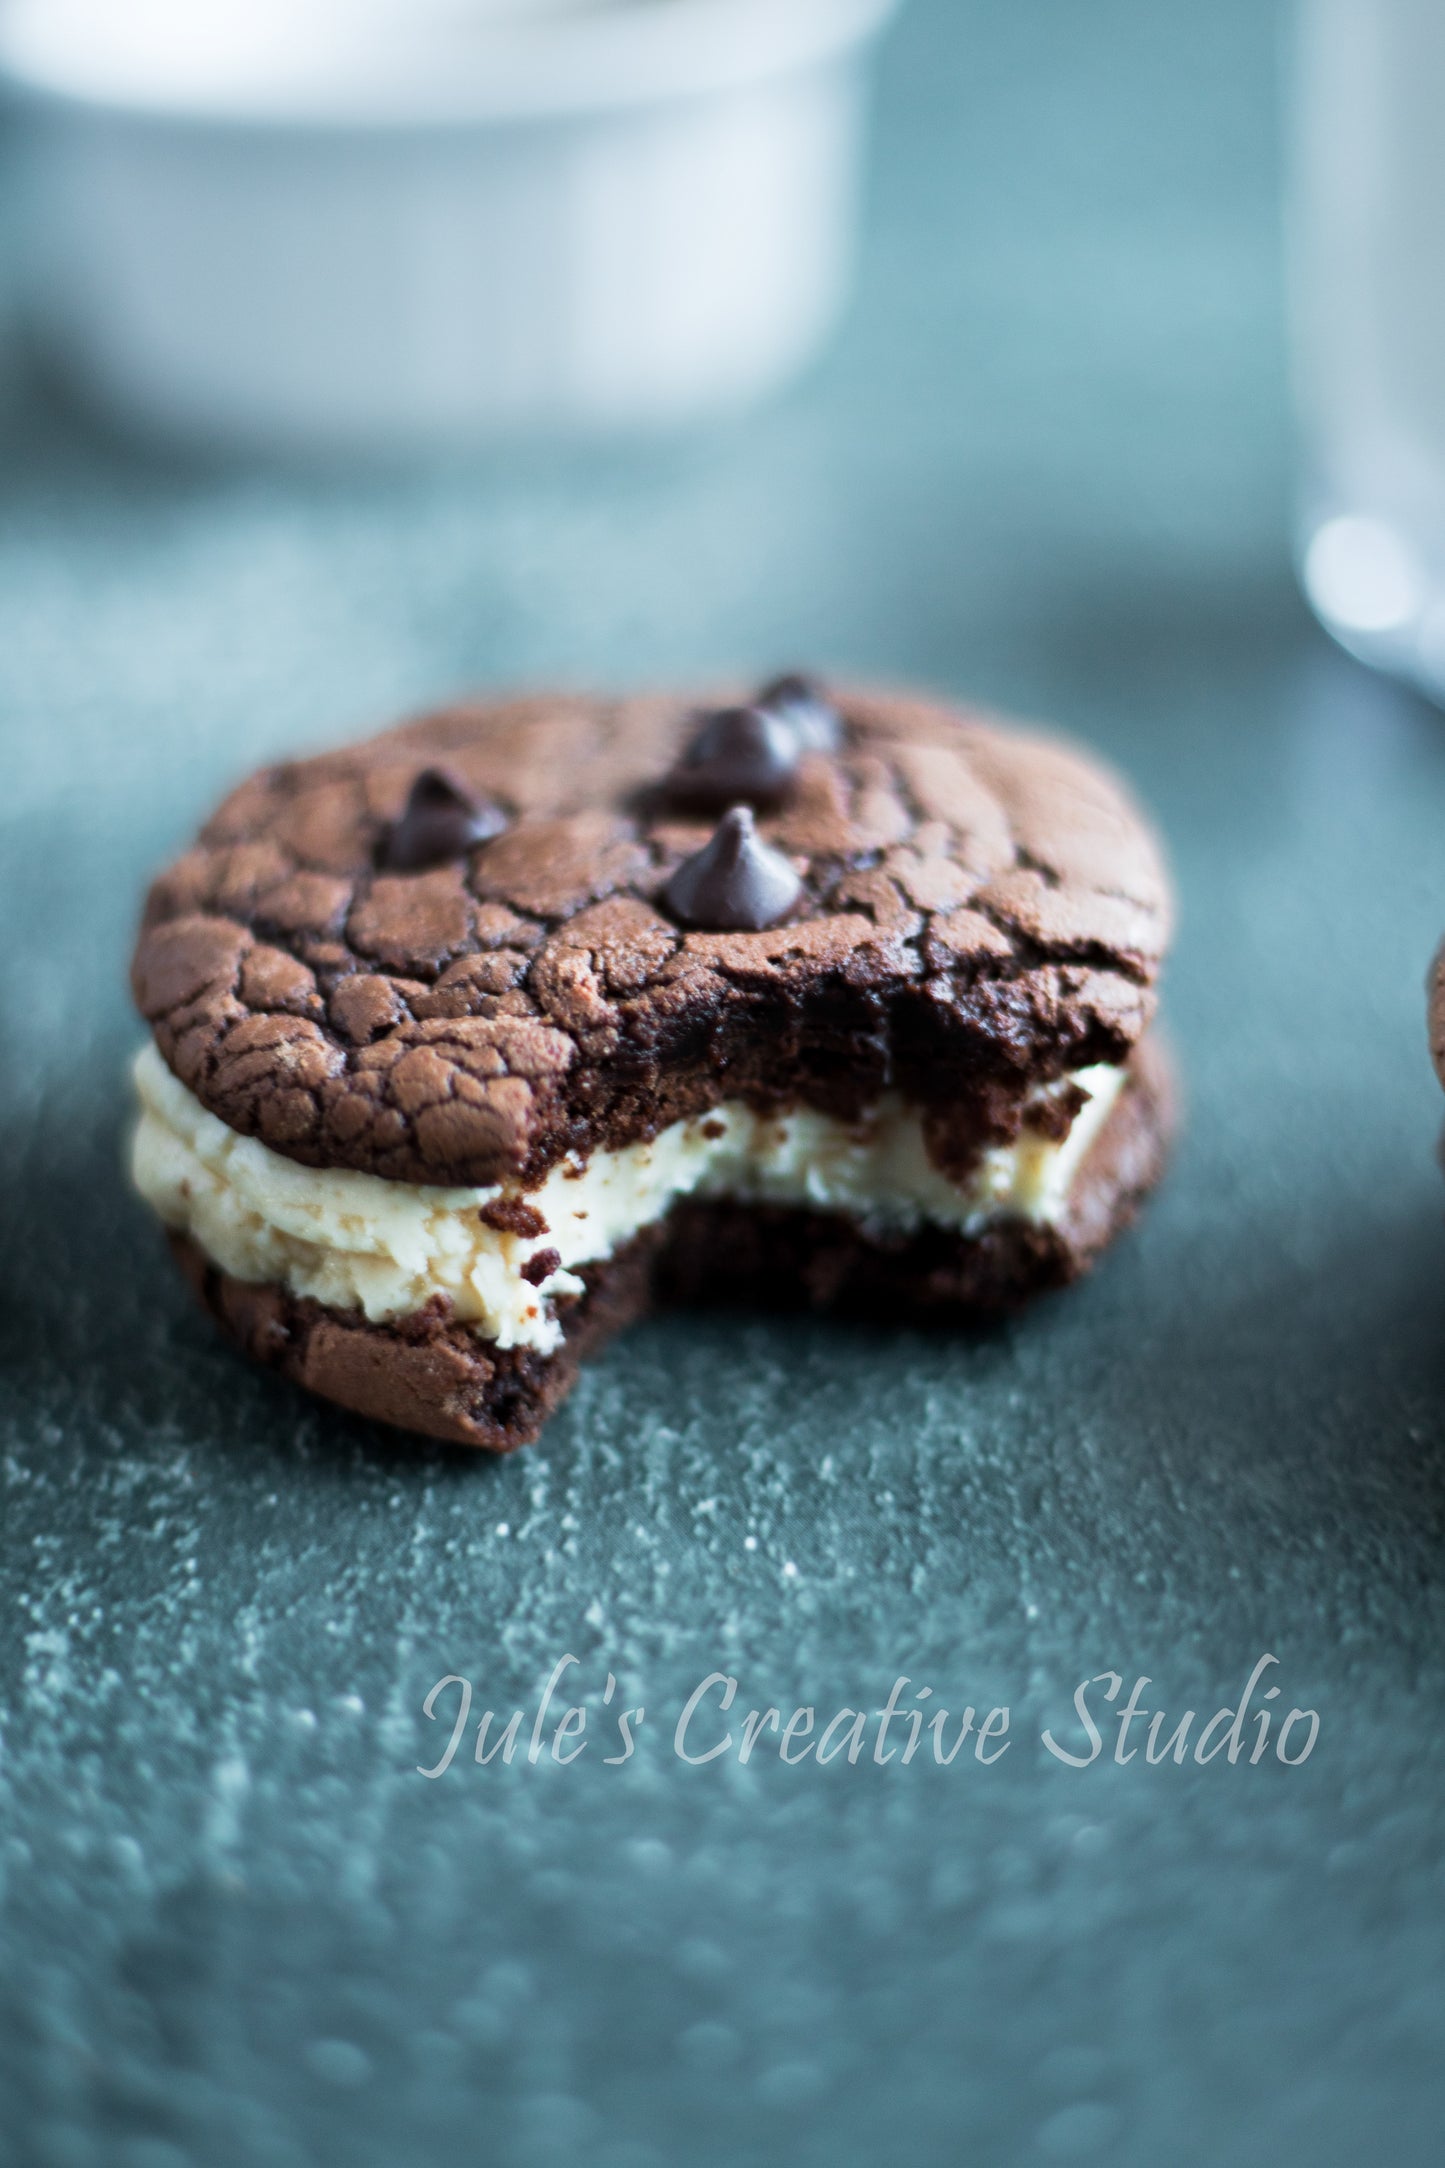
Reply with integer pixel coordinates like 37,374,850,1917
129,678,1175,1451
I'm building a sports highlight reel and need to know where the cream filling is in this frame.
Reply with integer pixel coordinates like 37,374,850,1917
131,1042,1126,1355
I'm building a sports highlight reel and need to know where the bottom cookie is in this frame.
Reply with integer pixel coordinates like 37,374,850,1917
660,1035,1171,1320
166,1042,1174,1453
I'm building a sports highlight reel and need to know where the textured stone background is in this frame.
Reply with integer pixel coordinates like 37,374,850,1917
3,3,1445,2163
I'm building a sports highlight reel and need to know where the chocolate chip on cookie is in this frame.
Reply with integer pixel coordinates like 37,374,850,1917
755,672,843,752
662,806,802,931
663,704,801,812
380,767,506,872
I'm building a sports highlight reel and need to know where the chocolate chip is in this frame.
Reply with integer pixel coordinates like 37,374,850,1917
664,704,799,812
521,1248,562,1287
755,672,842,752
380,768,506,873
662,805,803,932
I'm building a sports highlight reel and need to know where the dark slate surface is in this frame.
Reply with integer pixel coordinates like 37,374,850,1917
2,3,1444,2163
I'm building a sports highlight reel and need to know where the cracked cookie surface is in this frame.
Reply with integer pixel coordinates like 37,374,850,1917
132,685,1173,1190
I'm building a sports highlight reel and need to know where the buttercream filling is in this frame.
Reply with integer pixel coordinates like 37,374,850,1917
131,1042,1126,1355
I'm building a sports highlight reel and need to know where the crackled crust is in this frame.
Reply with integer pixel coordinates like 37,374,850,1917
170,1040,1174,1452
132,685,1173,1189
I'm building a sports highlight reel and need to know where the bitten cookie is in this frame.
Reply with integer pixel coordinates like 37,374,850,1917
129,677,1176,1450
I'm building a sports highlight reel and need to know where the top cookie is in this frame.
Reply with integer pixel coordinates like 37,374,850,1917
131,681,1173,1188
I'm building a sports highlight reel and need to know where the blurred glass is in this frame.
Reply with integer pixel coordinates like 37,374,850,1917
1291,0,1445,700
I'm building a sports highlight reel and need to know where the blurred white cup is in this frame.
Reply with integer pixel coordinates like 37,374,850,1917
1291,0,1445,697
0,0,901,453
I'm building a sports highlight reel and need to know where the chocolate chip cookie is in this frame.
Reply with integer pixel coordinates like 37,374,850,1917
130,677,1176,1450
